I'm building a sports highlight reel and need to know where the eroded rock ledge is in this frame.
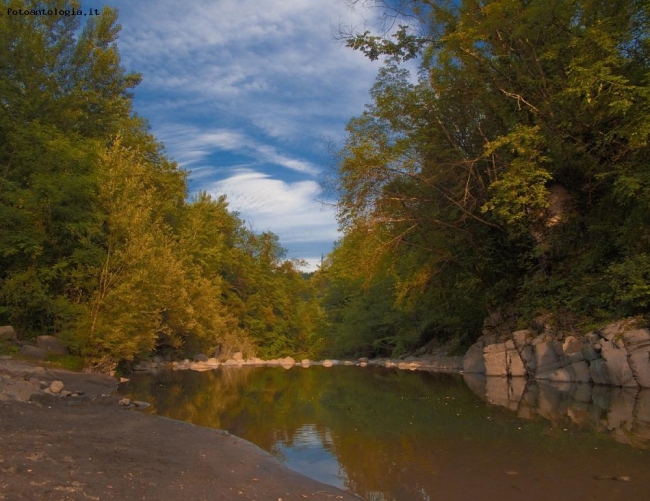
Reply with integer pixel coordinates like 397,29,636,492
463,318,650,388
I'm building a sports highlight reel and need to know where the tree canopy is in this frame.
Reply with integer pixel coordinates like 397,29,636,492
319,0,650,356
0,0,323,370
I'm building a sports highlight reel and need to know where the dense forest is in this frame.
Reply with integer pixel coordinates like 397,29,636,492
319,0,650,357
1,0,649,369
0,0,323,371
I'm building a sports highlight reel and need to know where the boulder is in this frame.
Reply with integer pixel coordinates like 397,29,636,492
582,345,600,362
589,358,610,386
206,358,219,367
189,361,210,371
279,356,295,368
0,326,17,342
534,341,562,373
599,319,638,341
49,380,64,394
223,358,241,366
301,359,310,367
506,349,526,377
462,344,485,373
566,361,591,383
621,329,650,354
232,352,244,362
628,349,650,388
601,347,638,387
19,345,46,360
322,359,333,367
511,329,533,350
562,336,585,354
193,353,208,362
36,335,68,356
520,345,536,373
483,343,507,377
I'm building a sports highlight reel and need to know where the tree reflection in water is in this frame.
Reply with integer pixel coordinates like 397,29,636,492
121,366,650,501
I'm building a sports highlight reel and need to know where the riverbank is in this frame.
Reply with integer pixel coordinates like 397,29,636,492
0,356,360,501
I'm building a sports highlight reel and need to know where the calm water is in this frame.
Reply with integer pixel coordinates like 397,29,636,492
119,366,650,501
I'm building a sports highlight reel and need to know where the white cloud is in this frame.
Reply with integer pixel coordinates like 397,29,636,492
157,125,320,176
111,0,382,142
209,169,339,245
85,0,388,262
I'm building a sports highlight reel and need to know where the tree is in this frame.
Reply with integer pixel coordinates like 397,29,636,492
325,0,650,353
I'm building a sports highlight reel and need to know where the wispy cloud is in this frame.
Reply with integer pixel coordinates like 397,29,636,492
86,0,384,265
209,169,339,243
157,125,320,176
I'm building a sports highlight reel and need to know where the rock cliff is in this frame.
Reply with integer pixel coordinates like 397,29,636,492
463,318,650,388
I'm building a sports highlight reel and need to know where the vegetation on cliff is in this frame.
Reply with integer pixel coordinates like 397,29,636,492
318,0,650,357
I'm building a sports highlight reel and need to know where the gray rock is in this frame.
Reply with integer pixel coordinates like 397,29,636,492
512,329,533,350
566,360,591,383
0,326,17,342
49,380,64,394
561,350,586,366
463,344,486,373
628,349,650,388
193,353,208,362
589,358,610,386
483,343,507,377
601,348,638,387
622,329,650,354
534,341,562,373
582,345,600,362
520,345,536,373
585,331,600,345
506,349,526,377
19,345,46,360
563,336,585,354
36,335,68,356
599,320,636,341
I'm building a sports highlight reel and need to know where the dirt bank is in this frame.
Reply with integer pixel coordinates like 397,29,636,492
0,357,359,501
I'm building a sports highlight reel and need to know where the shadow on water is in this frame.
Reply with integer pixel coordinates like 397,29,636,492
120,366,650,501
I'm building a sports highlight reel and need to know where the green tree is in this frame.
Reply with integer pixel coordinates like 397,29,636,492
325,0,650,353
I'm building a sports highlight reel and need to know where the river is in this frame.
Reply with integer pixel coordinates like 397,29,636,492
119,365,650,501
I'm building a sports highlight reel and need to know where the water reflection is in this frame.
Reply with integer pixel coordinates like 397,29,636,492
120,366,650,501
463,374,650,449
274,424,346,488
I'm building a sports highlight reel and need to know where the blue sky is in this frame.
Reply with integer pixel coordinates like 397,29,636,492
82,0,385,270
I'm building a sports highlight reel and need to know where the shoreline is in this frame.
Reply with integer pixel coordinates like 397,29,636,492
0,356,361,501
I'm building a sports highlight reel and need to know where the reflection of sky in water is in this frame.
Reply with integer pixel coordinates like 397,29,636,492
274,424,347,489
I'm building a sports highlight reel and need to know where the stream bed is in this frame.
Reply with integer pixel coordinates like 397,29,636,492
119,365,650,501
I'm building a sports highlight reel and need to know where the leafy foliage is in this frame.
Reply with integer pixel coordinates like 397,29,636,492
322,0,650,355
0,1,323,370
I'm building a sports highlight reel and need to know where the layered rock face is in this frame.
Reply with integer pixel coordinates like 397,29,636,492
463,319,650,388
